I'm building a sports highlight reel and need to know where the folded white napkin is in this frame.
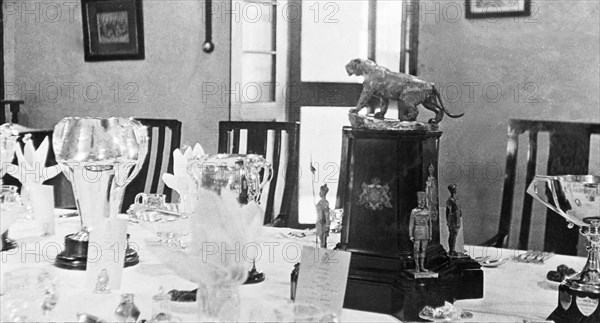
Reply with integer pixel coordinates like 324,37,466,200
161,143,205,213
10,136,60,185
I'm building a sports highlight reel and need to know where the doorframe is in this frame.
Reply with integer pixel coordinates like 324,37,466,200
285,0,419,122
1,0,5,100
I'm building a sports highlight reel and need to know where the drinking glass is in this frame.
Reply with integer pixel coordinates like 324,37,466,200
1,267,59,322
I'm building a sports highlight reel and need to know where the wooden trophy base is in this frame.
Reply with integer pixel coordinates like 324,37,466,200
340,249,483,321
54,233,139,270
336,127,483,321
547,284,600,323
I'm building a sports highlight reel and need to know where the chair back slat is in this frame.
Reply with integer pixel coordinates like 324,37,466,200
218,127,229,154
232,129,240,154
518,130,539,250
218,121,301,227
121,118,182,213
495,126,520,247
485,119,600,255
154,126,173,194
264,131,282,224
144,127,159,193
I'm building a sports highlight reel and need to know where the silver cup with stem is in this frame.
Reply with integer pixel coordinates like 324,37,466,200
528,174,600,321
1,123,20,251
52,117,148,270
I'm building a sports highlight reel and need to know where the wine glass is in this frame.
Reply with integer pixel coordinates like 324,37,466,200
1,267,59,321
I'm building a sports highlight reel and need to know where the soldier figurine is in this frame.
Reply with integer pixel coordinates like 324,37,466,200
316,184,331,248
446,184,462,256
409,192,432,272
425,164,438,221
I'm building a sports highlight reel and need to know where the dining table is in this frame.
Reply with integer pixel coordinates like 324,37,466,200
0,209,583,322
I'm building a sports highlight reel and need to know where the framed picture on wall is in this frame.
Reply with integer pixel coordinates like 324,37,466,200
81,0,145,61
465,0,531,19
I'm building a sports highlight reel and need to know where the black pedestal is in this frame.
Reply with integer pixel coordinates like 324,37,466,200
547,284,600,323
54,233,139,270
336,127,483,321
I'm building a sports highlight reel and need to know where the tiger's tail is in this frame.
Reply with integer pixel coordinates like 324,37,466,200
433,85,464,118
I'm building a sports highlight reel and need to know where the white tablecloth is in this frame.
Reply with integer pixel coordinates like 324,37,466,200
0,210,585,322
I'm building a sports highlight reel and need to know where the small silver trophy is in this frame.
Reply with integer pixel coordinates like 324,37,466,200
528,175,600,322
52,117,148,270
187,153,272,284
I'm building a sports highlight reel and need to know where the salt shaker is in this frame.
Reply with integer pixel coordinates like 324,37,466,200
149,286,172,323
115,294,141,323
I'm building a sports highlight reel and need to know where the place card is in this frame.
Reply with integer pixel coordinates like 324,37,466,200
86,215,129,293
28,184,55,236
294,246,351,317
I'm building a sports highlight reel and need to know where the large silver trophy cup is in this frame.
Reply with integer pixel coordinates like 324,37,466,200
528,175,600,321
1,123,19,251
52,117,148,270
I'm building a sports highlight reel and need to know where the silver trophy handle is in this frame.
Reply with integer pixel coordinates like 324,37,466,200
257,162,273,204
186,158,203,188
527,175,566,217
122,119,149,187
110,120,149,218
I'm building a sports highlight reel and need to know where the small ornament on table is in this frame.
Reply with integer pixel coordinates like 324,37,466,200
93,269,111,294
446,184,468,258
114,293,140,323
149,286,172,323
408,192,438,278
245,258,265,284
316,184,331,249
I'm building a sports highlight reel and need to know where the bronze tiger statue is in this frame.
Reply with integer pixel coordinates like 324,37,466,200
345,58,464,124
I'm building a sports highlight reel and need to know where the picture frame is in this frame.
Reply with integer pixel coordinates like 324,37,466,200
465,0,531,19
81,0,145,61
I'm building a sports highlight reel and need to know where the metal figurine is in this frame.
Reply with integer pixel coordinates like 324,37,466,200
290,263,300,301
114,294,140,323
425,164,438,221
409,192,432,272
446,184,462,256
345,58,464,124
316,184,331,248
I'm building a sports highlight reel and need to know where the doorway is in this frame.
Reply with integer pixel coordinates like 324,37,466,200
288,0,417,224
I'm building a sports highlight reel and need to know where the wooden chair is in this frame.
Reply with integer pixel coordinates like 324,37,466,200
0,100,24,124
483,119,600,255
121,118,182,212
2,127,75,209
218,121,302,228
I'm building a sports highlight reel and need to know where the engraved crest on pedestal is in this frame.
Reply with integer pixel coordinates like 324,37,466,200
357,178,392,211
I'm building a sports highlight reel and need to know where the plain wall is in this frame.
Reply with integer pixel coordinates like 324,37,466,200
3,0,231,152
418,0,600,249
